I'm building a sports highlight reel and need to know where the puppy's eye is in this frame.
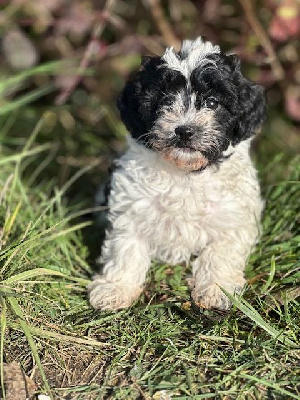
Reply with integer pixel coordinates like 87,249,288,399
203,97,219,110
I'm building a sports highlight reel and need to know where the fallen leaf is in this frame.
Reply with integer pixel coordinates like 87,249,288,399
3,361,37,400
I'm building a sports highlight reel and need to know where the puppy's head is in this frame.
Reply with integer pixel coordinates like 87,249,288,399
118,37,266,171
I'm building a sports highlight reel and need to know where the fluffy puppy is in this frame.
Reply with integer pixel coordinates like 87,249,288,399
88,37,266,311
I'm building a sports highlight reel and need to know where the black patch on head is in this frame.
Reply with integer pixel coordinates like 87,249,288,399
190,52,266,146
117,56,187,145
191,54,240,108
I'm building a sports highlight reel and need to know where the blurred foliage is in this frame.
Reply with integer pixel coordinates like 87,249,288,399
0,0,299,193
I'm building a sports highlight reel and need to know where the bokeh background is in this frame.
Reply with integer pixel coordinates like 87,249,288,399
0,0,299,199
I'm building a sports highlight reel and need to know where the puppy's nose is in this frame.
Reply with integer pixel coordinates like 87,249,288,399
175,125,194,142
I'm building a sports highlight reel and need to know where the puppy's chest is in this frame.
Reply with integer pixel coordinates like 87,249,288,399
129,169,236,231
151,178,227,221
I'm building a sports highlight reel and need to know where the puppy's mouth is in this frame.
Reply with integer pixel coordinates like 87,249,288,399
154,145,209,172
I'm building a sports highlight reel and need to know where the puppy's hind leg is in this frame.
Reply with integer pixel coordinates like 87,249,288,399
88,231,151,310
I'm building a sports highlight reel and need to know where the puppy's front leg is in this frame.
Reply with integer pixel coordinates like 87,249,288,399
88,231,150,310
191,235,252,310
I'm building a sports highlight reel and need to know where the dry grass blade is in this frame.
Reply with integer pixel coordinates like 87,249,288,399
8,322,118,349
7,297,53,399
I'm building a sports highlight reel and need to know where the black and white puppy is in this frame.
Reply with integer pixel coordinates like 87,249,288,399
88,37,266,311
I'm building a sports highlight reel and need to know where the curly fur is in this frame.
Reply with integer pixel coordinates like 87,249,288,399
88,37,266,311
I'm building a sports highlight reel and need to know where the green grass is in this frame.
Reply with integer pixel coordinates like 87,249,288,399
0,109,299,399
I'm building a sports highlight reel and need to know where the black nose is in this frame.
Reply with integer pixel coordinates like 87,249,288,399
175,125,194,143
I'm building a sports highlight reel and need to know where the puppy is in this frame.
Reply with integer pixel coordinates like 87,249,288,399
88,37,266,311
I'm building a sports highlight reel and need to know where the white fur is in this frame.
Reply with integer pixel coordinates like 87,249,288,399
162,37,220,78
89,137,263,310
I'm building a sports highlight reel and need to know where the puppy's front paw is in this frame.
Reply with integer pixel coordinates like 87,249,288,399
88,276,142,310
191,283,243,311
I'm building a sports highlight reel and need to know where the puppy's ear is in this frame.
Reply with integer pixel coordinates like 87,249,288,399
117,56,163,141
232,79,266,145
228,55,266,145
117,73,144,138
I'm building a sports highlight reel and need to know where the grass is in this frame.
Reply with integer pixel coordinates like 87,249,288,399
0,110,299,398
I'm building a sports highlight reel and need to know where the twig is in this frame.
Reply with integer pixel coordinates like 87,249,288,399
146,0,180,50
238,0,285,81
138,34,165,55
55,0,116,105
